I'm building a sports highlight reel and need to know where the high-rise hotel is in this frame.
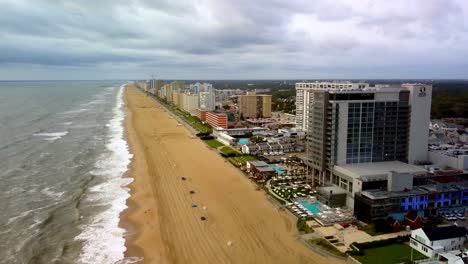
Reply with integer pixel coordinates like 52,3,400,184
297,82,433,210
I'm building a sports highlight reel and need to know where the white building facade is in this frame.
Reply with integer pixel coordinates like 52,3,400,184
199,91,216,111
295,82,369,131
410,226,467,258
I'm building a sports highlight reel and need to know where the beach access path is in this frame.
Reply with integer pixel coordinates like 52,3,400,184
122,85,340,264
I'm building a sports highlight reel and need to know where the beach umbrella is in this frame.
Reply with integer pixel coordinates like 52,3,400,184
181,177,187,181
192,204,197,208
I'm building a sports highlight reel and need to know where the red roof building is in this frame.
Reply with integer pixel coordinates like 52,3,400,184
196,109,208,121
206,112,228,129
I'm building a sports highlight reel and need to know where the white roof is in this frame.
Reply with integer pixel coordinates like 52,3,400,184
334,161,426,179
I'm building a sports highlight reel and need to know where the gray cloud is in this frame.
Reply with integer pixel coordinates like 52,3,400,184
0,0,467,79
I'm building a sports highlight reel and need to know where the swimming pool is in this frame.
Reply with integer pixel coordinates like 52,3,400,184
271,165,285,175
299,201,321,215
238,138,250,144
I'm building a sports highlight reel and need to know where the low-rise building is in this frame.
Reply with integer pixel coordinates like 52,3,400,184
196,109,208,121
354,167,468,223
429,149,468,171
410,226,467,258
206,112,228,129
246,160,276,180
241,141,302,155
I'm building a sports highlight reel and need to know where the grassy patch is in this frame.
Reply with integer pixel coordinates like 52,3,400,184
204,139,224,148
220,146,238,155
309,238,346,257
183,114,212,133
353,243,427,264
227,155,258,166
297,218,314,233
155,98,211,133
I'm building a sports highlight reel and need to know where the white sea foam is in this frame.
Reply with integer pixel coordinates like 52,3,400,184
60,122,73,126
81,99,105,106
62,108,89,114
33,131,69,141
75,85,134,264
41,187,64,200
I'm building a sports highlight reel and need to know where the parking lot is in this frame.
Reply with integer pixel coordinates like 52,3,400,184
440,208,468,228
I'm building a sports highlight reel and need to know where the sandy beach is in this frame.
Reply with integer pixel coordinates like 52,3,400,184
121,85,337,264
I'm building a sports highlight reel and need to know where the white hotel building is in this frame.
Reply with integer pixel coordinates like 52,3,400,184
295,82,369,131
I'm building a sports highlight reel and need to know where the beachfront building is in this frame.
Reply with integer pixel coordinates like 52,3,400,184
295,82,369,131
171,80,185,91
206,112,228,129
305,83,432,185
181,93,199,114
136,80,149,92
172,90,180,106
212,127,269,146
215,89,245,102
199,91,216,111
190,82,213,94
246,160,276,180
238,92,272,119
410,226,468,258
149,79,165,93
241,141,300,155
165,84,174,102
196,109,208,121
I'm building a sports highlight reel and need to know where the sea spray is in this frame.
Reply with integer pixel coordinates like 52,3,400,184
75,85,133,264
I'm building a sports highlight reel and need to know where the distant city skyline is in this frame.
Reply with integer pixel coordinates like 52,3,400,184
1,0,467,80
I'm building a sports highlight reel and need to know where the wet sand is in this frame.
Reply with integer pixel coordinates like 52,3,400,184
121,85,337,263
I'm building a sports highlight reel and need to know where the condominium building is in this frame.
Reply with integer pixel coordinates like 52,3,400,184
214,89,245,102
181,93,199,114
199,91,216,111
189,82,213,94
238,92,272,119
149,79,165,93
171,80,185,91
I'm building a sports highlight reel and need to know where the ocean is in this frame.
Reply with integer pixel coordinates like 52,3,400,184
0,81,135,263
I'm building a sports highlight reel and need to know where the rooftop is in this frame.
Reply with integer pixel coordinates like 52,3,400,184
248,160,269,167
334,161,426,180
318,185,348,196
421,226,468,241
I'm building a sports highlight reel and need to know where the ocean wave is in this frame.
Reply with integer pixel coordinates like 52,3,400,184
75,84,133,264
80,99,105,106
33,131,69,141
62,108,89,115
6,204,51,225
41,187,65,200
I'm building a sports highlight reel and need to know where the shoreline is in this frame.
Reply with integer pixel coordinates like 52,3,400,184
120,85,338,263
120,85,167,263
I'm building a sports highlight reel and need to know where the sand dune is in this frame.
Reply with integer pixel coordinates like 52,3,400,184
122,85,338,263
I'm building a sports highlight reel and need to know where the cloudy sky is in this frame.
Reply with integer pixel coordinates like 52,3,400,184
0,0,467,80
